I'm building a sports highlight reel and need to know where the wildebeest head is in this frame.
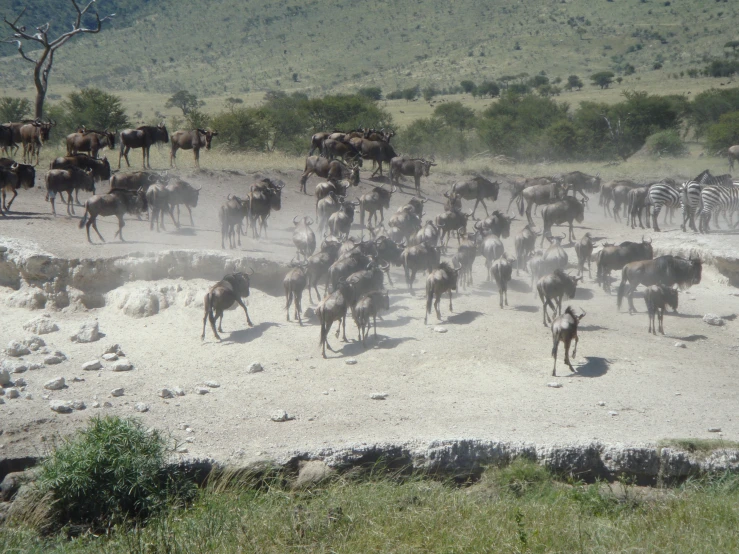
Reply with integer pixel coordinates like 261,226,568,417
688,257,702,285
223,270,252,298
422,157,437,177
349,164,360,186
575,197,587,222
104,129,116,149
34,120,55,142
12,162,36,189
198,129,218,150
294,215,314,227
662,285,679,312
641,235,654,258
157,122,169,144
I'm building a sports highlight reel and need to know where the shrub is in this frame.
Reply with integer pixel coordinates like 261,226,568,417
37,416,193,528
565,75,583,91
433,102,476,131
398,117,474,160
460,80,476,94
358,87,382,101
0,97,32,122
645,130,687,157
211,107,271,151
165,90,205,116
54,88,130,138
687,88,739,137
591,71,615,89
705,111,739,152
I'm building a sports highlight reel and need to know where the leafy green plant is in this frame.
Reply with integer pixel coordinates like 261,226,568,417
0,97,32,122
165,90,205,116
646,129,687,157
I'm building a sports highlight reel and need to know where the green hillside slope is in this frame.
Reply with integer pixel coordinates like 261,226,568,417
1,0,737,97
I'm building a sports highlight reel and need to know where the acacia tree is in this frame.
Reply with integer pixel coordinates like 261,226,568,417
3,2,114,119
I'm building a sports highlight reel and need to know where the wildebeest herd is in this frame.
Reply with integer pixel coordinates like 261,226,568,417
0,119,734,374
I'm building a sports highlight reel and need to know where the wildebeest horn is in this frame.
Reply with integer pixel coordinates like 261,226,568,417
559,233,566,239
474,221,483,230
293,215,300,224
452,183,457,192
227,193,234,200
196,184,202,191
421,198,427,203
245,267,254,276
443,191,450,198
390,184,397,193
380,260,390,270
11,162,19,170
306,217,314,225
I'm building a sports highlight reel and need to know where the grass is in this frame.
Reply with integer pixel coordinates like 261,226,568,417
3,459,739,553
658,438,739,454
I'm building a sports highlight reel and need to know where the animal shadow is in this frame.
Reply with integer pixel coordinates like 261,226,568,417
673,334,708,342
513,305,539,313
508,279,532,294
446,311,484,325
225,322,279,344
574,287,595,300
579,325,609,332
379,315,414,328
339,335,417,356
571,356,609,378
670,312,703,319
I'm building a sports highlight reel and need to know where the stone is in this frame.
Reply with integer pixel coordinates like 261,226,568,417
0,398,4,405
102,353,119,362
50,400,73,414
71,400,86,411
271,409,293,422
345,359,358,365
103,402,113,408
0,368,11,386
173,387,185,396
70,320,101,343
91,401,100,408
134,402,149,413
111,388,124,397
6,389,20,400
294,461,335,488
28,363,42,371
0,388,4,396
104,344,125,356
110,360,133,372
433,326,448,334
370,392,388,400
23,315,59,335
674,342,686,348
547,382,563,388
247,362,263,373
44,377,66,391
0,470,36,502
158,388,175,399
608,411,619,417
13,378,26,387
194,387,209,395
204,381,220,388
44,351,66,365
21,336,45,352
598,401,606,406
23,393,33,400
82,360,102,371
703,314,726,327
6,341,30,357
303,307,315,320
708,428,722,433
10,363,28,374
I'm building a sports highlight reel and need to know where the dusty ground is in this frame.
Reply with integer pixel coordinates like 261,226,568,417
1,153,738,465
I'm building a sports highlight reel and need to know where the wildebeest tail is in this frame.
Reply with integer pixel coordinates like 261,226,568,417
616,266,628,309
425,278,433,315
78,202,89,228
551,331,558,358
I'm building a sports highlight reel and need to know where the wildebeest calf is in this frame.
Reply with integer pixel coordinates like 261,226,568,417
644,285,678,335
201,272,254,341
551,306,586,376
353,290,390,346
537,269,581,326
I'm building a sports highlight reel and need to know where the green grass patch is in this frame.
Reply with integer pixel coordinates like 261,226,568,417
658,438,739,454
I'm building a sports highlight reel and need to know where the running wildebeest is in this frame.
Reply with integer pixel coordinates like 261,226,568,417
540,196,586,245
510,179,566,225
299,156,360,193
617,255,701,313
78,188,148,243
409,219,440,247
354,138,397,177
322,138,363,164
551,306,586,376
0,159,35,212
450,175,500,218
248,178,283,238
284,261,308,324
435,209,472,249
561,171,601,198
328,200,357,239
163,179,201,226
454,229,478,289
644,284,679,335
477,210,513,238
201,271,254,341
219,195,250,249
574,233,594,278
109,170,163,192
305,238,342,302
145,184,179,232
537,269,581,326
0,124,16,156
359,184,396,227
424,261,459,324
170,129,218,168
388,207,423,244
491,254,513,309
626,186,651,229
66,128,115,158
402,242,440,291
292,216,316,259
389,156,436,196
353,290,390,347
45,167,95,216
118,123,169,169
317,280,357,358
514,224,539,275
595,237,653,293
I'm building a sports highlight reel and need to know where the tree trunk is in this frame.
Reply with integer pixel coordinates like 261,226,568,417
34,87,46,119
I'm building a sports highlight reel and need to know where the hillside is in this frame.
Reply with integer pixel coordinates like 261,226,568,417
1,0,737,100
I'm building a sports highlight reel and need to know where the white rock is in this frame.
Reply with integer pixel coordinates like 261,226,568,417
708,427,722,433
204,381,220,388
271,409,293,422
22,336,45,351
23,393,33,400
44,377,66,391
6,341,30,357
185,437,194,443
158,388,175,399
0,368,13,386
345,359,358,365
370,392,388,400
247,362,263,373
111,388,124,397
50,400,74,414
71,400,86,411
178,424,188,430
134,402,149,413
104,344,124,356
23,315,59,335
0,398,4,405
173,387,185,396
608,411,619,417
82,360,102,371
92,401,101,408
110,360,133,372
674,342,686,348
70,320,101,343
186,427,193,433
28,363,42,371
177,447,189,454
13,378,27,387
598,401,606,406
103,401,113,408
434,326,448,334
44,351,67,365
547,382,562,388
703,314,726,326
194,387,209,395
6,389,20,399
102,353,119,362
11,363,28,374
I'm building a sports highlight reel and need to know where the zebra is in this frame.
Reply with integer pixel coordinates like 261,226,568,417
697,184,739,233
647,182,682,232
681,171,735,232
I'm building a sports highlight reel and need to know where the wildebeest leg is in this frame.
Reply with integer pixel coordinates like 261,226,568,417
187,205,194,226
651,207,661,232
479,198,490,217
170,145,177,168
551,334,559,376
50,196,57,216
217,311,225,333
658,307,665,335
150,206,159,231
409,269,417,291
296,289,303,325
448,290,453,313
194,148,200,169
341,315,348,342
569,221,575,242
5,188,17,211
285,289,292,321
568,336,577,372
373,313,378,339
89,217,106,243
235,297,254,327
114,215,126,241
504,284,508,307
66,193,74,216
525,201,534,226
434,294,442,320
626,284,638,314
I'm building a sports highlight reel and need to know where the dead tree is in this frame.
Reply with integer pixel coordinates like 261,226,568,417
3,2,114,118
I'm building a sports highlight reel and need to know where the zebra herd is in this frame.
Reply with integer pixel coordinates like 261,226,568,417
646,170,738,233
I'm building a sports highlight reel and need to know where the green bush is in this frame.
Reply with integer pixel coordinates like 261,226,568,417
211,107,271,151
0,97,32,122
358,87,382,101
705,111,739,152
398,117,474,160
433,102,476,131
38,415,192,528
52,88,130,138
645,130,687,157
591,71,615,89
687,88,739,138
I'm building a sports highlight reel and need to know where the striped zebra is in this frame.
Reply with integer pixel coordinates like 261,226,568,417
647,182,682,232
681,171,735,232
697,183,739,233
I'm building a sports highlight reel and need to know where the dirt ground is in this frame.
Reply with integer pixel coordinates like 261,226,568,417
1,157,738,464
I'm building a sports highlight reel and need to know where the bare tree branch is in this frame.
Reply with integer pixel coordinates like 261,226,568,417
2,38,37,63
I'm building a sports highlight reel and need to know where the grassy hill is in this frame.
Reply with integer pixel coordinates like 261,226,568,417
1,0,737,103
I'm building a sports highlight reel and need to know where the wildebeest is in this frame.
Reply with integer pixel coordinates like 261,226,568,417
145,184,178,232
574,233,594,278
409,219,439,247
51,154,112,185
595,237,653,293
169,129,218,168
326,250,373,294
480,232,505,278
617,255,701,313
626,186,651,229
1,121,28,157
551,306,586,376
201,272,254,341
292,216,316,259
109,170,162,192
435,209,472,249
644,285,679,335
248,178,283,238
562,171,600,199
531,235,568,293
424,261,459,324
600,179,639,218
284,261,308,324
388,207,423,243
346,260,390,299
78,187,148,243
315,179,350,213
491,254,513,309
299,156,360,193
359,184,396,227
45,167,95,216
163,179,201,226
317,280,357,358
305,238,342,302
20,120,54,165
454,229,478,289
317,191,342,236
353,290,390,347
540,196,586,245
354,138,397,177
451,175,500,218
328,198,360,245
443,190,463,213
510,179,566,225
220,195,251,249
66,128,115,159
322,138,363,164
729,145,739,171
477,210,513,238
0,124,16,156
389,156,436,196
402,242,440,291
537,269,581,326
514,224,538,275
118,123,169,169
309,131,332,156
0,159,35,212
